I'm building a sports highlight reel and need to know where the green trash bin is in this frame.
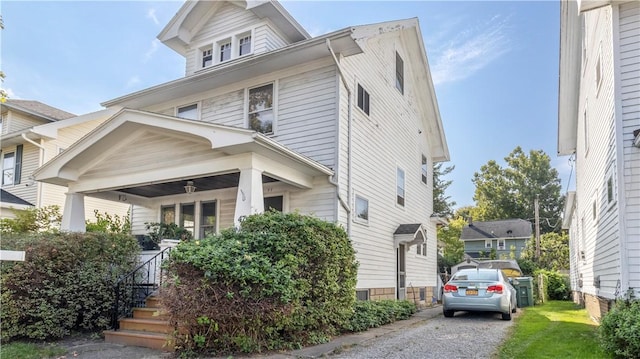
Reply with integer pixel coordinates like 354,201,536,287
512,277,534,308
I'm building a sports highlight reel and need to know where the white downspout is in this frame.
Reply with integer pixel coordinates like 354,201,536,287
22,132,46,207
326,38,353,237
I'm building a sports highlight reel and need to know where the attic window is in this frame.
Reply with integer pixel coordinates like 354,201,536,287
202,46,213,68
395,52,404,94
238,33,252,56
219,40,231,63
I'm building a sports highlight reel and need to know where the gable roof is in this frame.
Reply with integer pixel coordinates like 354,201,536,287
3,99,75,122
460,219,532,240
158,0,309,56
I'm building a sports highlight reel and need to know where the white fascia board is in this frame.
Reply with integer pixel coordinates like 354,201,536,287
558,0,581,156
31,107,122,139
578,0,612,12
562,191,576,229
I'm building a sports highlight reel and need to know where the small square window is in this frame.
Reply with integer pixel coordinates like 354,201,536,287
356,289,369,301
355,195,369,223
177,103,198,120
357,84,370,115
248,83,274,134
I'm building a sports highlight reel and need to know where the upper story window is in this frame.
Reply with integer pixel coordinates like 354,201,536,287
238,33,252,56
485,239,492,249
396,167,405,207
2,144,22,186
202,47,213,68
177,103,198,120
498,239,505,250
595,42,602,95
248,83,274,134
355,194,369,223
395,52,404,94
357,83,370,115
421,155,428,184
219,40,231,62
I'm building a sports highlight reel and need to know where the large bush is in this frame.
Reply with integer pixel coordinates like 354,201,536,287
535,269,571,301
0,232,139,340
342,300,416,332
599,299,640,358
162,211,358,355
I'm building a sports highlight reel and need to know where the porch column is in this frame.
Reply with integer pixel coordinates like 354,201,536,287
61,192,86,232
234,168,264,227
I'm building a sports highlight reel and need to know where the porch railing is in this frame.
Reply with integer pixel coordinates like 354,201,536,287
110,246,172,329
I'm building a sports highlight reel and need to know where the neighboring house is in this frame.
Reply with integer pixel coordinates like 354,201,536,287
34,0,449,303
460,219,532,259
0,99,129,221
558,0,640,320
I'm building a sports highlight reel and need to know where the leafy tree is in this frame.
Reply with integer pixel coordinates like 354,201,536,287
437,216,466,273
0,206,62,234
472,147,563,233
433,163,456,217
521,232,570,270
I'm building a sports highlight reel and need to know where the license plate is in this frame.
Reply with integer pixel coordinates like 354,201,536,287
465,289,478,296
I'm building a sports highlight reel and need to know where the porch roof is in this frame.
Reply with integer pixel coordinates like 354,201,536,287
33,109,333,201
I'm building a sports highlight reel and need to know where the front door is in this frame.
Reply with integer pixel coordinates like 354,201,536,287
397,244,406,299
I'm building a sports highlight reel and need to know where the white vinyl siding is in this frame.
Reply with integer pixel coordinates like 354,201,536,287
618,1,640,290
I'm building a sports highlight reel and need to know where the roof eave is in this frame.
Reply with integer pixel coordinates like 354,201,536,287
558,0,582,156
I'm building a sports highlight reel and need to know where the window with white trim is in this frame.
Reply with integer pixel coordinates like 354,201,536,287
421,155,428,184
201,46,213,68
485,239,492,249
177,103,198,120
606,171,616,206
180,203,195,236
238,33,252,56
396,167,405,207
161,205,176,224
596,41,602,95
583,101,589,155
355,195,369,223
416,241,426,256
2,145,22,186
357,83,370,115
498,239,505,250
218,39,231,63
248,83,274,134
200,201,217,238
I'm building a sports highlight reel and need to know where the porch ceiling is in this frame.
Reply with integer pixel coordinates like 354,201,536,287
117,173,277,198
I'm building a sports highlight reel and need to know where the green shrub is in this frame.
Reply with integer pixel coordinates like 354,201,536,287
162,211,358,355
342,300,417,332
535,269,571,301
85,210,131,234
599,300,640,358
0,205,62,234
0,232,139,341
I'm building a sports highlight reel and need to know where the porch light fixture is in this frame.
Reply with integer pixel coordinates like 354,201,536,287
184,181,196,194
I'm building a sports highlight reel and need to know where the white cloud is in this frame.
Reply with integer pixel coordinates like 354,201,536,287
126,75,141,88
147,8,159,25
430,14,511,85
143,39,160,63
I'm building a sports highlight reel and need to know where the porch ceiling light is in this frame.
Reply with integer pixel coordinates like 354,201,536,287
184,180,196,194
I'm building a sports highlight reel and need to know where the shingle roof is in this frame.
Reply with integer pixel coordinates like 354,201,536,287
4,99,75,121
1,189,34,206
394,223,423,235
460,219,532,240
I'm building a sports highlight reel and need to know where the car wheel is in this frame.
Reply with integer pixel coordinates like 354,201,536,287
502,311,512,320
512,306,517,313
443,310,454,318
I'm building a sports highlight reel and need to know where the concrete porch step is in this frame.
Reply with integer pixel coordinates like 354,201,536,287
104,329,174,352
118,318,172,334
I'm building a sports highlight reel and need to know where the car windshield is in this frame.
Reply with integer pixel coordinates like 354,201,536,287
452,270,498,281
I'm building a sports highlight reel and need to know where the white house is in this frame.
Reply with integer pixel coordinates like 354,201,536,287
34,0,449,304
1,100,129,220
558,0,640,320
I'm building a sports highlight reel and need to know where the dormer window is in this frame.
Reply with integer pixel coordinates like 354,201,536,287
238,33,252,56
219,40,231,62
202,47,213,68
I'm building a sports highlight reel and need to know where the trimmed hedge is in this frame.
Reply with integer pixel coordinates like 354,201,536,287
599,299,640,359
0,232,139,340
342,300,417,332
162,211,358,355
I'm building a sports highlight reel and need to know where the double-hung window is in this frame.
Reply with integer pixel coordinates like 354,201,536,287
396,167,405,207
202,47,213,68
248,83,274,134
485,239,492,249
357,83,370,115
180,203,195,236
2,145,22,186
238,33,252,56
498,239,505,250
200,201,217,238
161,205,176,224
219,40,231,62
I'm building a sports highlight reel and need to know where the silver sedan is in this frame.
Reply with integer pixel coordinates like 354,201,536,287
442,268,517,320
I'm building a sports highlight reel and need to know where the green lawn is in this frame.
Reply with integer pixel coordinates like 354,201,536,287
496,300,610,359
0,342,66,359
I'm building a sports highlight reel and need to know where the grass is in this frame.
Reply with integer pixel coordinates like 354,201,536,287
0,342,66,359
496,300,610,359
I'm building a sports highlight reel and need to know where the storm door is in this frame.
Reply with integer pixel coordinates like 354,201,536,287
397,244,406,299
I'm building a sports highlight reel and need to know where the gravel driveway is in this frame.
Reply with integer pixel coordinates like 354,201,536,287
332,310,518,359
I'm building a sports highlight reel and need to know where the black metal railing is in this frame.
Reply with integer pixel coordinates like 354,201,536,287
111,246,172,329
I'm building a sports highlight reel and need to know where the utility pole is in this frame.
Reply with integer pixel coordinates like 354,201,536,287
535,195,541,259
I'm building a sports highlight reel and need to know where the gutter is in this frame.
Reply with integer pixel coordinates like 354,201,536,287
326,38,353,237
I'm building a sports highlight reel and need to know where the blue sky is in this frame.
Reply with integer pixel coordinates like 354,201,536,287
1,0,570,209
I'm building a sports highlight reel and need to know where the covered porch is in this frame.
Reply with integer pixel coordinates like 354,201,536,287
33,109,333,236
